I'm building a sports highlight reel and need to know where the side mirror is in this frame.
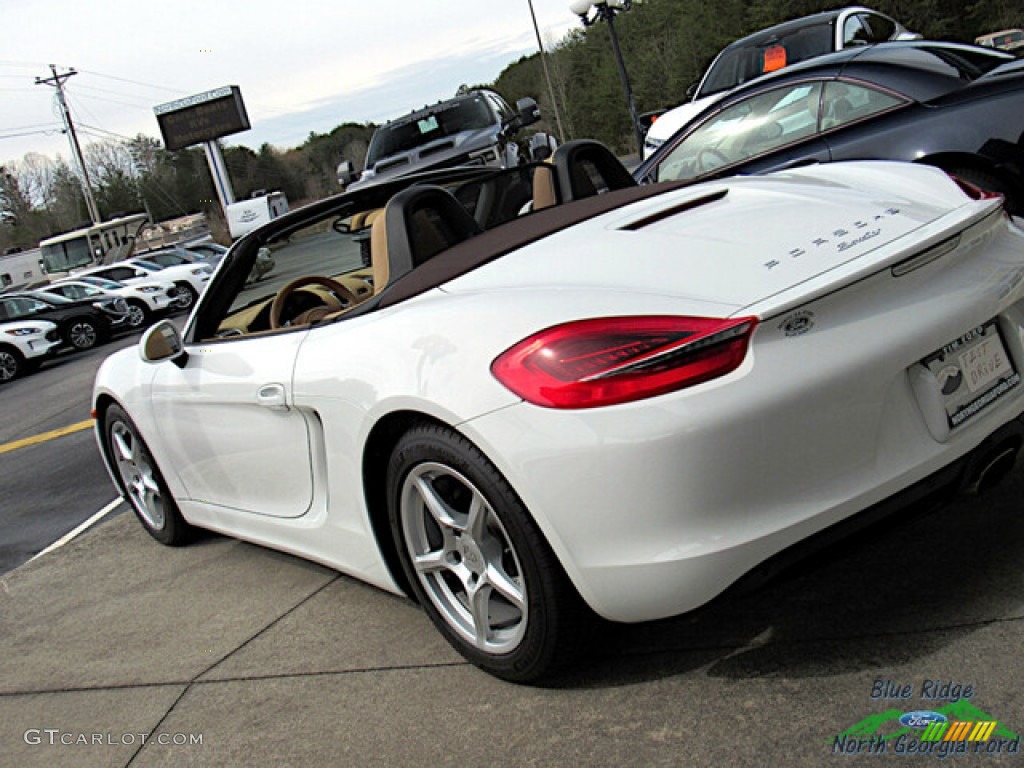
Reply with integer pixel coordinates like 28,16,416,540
140,320,188,368
685,83,699,101
515,97,541,129
337,160,357,189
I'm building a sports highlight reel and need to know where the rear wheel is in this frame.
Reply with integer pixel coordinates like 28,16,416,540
0,345,24,382
387,423,588,683
64,317,100,350
103,404,195,546
126,301,149,329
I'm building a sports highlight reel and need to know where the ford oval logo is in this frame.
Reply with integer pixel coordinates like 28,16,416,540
899,711,947,729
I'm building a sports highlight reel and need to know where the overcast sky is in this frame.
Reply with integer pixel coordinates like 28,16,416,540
0,0,581,167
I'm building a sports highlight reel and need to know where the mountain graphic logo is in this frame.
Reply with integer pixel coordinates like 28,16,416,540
834,700,1019,744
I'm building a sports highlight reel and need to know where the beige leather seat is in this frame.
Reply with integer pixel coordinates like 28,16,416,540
369,185,482,295
532,163,558,211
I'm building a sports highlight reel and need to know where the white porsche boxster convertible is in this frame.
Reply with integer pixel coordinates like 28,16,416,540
93,140,1024,681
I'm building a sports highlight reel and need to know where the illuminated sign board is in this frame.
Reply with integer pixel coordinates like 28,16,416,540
154,86,250,151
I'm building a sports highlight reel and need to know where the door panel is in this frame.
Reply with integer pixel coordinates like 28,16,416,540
150,331,315,518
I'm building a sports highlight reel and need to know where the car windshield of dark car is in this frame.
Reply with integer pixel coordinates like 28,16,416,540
31,292,70,304
699,22,833,98
79,276,122,290
146,251,189,267
366,96,495,166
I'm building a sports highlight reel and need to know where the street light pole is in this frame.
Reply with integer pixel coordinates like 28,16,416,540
570,0,643,156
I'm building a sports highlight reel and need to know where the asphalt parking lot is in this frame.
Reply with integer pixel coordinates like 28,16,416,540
1,328,1022,767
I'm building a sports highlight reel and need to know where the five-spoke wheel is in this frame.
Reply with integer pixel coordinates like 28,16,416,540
388,424,586,682
103,404,194,545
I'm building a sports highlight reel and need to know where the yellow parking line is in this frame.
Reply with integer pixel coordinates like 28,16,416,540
0,419,95,456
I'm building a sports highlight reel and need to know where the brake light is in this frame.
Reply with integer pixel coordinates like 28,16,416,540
491,316,757,409
949,174,1003,202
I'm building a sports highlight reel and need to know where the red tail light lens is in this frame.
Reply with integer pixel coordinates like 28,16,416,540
491,315,757,409
949,174,1003,202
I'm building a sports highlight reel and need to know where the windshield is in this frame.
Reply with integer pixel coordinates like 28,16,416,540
699,22,833,98
40,237,94,274
32,292,71,304
133,260,161,271
79,276,122,289
366,95,495,166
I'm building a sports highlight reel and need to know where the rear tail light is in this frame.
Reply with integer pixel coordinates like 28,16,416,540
491,315,757,409
948,174,1003,202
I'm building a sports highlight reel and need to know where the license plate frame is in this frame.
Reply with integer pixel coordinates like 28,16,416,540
922,321,1020,429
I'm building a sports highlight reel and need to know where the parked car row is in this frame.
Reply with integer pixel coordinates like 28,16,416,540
0,247,218,384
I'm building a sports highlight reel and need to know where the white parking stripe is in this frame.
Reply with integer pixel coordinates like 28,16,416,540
29,498,123,563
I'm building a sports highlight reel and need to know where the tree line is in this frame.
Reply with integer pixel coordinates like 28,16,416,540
1,0,1019,252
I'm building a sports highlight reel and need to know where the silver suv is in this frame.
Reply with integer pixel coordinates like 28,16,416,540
342,90,552,190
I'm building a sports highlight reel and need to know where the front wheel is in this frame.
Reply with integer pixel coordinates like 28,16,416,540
387,424,588,683
173,283,198,310
64,317,101,350
0,345,25,382
103,404,195,546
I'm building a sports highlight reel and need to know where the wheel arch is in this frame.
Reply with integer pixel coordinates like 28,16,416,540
361,409,448,600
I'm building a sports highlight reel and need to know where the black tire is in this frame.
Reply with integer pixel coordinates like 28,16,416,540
386,423,588,683
173,283,197,310
102,404,196,546
945,165,1021,215
0,344,25,383
126,301,149,329
63,317,101,351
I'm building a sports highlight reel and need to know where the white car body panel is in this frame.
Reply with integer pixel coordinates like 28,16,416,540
50,278,177,314
93,161,1024,623
75,260,212,299
0,319,60,365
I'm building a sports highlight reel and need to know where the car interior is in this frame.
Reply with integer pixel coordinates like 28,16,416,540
205,141,648,341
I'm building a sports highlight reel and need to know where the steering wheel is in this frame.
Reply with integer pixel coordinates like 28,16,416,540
269,275,360,329
696,146,730,174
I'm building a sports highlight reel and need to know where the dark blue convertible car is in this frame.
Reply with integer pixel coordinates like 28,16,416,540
635,41,1024,213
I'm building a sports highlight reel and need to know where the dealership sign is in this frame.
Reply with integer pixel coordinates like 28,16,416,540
154,86,250,151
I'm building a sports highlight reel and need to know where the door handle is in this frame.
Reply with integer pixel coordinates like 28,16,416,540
257,383,289,411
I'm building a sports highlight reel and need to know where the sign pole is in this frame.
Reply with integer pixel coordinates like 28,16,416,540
203,141,236,215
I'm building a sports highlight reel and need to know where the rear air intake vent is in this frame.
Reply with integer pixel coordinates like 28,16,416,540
620,189,728,231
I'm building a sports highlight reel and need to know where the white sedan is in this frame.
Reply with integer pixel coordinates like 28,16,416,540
92,141,1024,681
75,259,212,311
0,319,61,382
44,276,178,329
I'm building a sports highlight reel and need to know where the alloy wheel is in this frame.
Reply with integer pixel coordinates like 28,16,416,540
68,321,98,349
110,420,166,530
399,462,528,654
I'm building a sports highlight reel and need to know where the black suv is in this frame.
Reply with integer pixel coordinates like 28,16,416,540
0,292,130,351
343,90,552,190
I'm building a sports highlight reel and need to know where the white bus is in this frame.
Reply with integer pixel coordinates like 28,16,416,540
38,213,149,278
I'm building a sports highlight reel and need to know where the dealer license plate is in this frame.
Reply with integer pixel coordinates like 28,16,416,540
923,321,1020,429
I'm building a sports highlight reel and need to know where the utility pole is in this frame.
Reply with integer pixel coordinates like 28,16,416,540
35,65,102,225
527,0,567,143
